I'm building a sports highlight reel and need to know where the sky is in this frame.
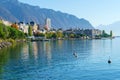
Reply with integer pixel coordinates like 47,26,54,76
18,0,120,27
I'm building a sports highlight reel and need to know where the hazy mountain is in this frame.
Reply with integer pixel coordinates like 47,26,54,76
97,21,120,36
0,0,94,29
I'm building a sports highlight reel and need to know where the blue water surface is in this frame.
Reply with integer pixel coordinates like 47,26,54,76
0,38,120,80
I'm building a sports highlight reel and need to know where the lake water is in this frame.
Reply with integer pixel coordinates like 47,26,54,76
0,38,120,80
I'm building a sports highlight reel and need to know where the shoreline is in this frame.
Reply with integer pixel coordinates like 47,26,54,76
0,42,12,49
0,36,115,49
0,39,26,50
30,37,115,42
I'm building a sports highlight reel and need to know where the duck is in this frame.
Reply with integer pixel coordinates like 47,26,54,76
108,56,111,64
108,59,111,64
73,52,77,57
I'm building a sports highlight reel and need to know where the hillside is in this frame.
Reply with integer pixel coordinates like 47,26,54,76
0,0,94,29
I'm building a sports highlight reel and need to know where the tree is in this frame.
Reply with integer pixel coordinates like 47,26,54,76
56,31,63,38
0,23,25,39
0,26,5,39
28,26,33,36
110,30,113,37
11,23,19,30
17,30,25,39
8,27,18,39
69,33,75,38
52,33,57,38
45,32,54,39
34,32,45,37
101,30,110,37
0,23,8,39
102,30,105,35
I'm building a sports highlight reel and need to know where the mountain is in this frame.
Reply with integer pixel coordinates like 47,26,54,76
97,21,120,36
0,0,94,29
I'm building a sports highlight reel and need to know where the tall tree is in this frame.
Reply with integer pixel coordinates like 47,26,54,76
11,23,19,30
102,30,105,35
28,26,33,36
110,30,113,37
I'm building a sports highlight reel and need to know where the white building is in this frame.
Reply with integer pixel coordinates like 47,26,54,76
30,21,38,33
18,22,29,34
2,20,12,26
45,18,51,31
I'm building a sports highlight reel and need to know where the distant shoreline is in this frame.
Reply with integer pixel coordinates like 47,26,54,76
29,36,115,42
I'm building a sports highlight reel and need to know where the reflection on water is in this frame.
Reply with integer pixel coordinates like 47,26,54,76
0,43,26,79
21,43,29,60
0,48,9,74
43,42,52,61
0,38,120,80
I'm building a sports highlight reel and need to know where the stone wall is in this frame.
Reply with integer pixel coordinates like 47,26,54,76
0,42,12,49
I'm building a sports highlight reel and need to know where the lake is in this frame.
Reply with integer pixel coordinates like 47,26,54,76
0,38,120,80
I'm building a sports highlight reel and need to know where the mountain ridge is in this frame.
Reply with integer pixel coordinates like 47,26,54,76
0,0,94,29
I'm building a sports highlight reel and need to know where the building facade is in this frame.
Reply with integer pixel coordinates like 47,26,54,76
18,22,29,34
45,18,51,31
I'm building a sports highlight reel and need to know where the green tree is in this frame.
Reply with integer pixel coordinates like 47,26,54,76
102,30,105,35
45,32,53,39
35,32,45,37
17,30,25,39
0,23,25,39
0,23,7,39
8,27,18,39
0,26,5,39
28,26,33,36
39,33,45,37
69,33,75,38
110,30,113,37
11,23,19,30
56,31,63,38
52,33,57,38
101,30,110,37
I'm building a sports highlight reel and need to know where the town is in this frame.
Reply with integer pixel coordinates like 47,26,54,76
0,18,113,41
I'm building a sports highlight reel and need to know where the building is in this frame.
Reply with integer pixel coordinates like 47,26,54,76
64,28,102,39
84,29,102,38
2,20,12,26
45,18,51,31
74,29,84,35
18,22,29,34
30,21,38,33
